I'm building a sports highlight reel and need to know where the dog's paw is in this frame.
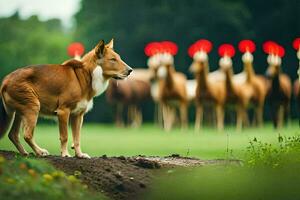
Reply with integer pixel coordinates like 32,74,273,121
76,153,91,159
37,149,50,157
20,151,29,157
61,152,71,158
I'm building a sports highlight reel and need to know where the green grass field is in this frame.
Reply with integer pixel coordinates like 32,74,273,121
0,122,299,159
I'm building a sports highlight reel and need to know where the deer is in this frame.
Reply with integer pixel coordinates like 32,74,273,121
234,40,268,127
153,41,188,131
293,38,300,125
294,75,300,125
188,39,226,131
218,44,254,131
105,75,151,127
264,41,292,129
144,42,166,126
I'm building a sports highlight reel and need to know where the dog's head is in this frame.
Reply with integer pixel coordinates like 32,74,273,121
93,39,132,80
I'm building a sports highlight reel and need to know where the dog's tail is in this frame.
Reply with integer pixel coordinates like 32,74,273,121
0,92,14,139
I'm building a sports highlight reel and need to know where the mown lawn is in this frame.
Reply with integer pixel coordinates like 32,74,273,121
0,122,299,159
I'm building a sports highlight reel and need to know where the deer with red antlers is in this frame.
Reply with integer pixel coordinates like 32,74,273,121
218,44,254,131
292,38,300,125
264,41,292,129
154,41,188,131
235,40,268,127
105,77,151,127
188,39,226,131
144,42,166,126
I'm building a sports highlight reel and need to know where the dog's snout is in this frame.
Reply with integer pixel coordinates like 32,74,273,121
127,66,133,75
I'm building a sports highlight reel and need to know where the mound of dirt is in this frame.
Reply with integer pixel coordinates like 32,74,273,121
0,150,241,200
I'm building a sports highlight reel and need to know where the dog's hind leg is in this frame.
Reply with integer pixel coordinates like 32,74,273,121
8,113,28,156
56,109,71,157
70,113,90,158
23,110,49,156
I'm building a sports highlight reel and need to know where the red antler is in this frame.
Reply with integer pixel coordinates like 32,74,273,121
218,44,235,57
263,41,285,57
161,41,178,55
144,42,163,57
262,41,278,55
238,40,256,53
278,45,285,57
188,39,212,58
293,38,300,51
67,42,85,57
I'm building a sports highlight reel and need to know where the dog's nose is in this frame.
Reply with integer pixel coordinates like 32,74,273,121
127,67,133,75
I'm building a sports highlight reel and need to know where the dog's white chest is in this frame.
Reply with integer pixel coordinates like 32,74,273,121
72,99,94,114
92,66,109,96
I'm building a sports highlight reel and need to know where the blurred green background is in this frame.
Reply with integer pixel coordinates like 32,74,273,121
0,0,299,123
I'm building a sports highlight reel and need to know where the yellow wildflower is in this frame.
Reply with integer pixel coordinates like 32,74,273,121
0,156,5,164
43,174,53,182
67,175,77,183
52,171,65,178
28,169,37,177
6,178,15,184
19,163,27,170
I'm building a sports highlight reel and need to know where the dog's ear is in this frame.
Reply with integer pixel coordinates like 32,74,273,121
95,40,105,58
106,38,114,49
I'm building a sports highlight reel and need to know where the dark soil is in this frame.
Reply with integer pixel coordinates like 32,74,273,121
0,150,241,200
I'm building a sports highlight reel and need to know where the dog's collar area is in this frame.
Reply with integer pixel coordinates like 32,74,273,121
92,65,109,97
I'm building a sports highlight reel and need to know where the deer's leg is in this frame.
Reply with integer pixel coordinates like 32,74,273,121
195,103,203,131
116,103,124,127
236,104,244,132
216,104,224,132
180,102,188,130
255,105,264,127
162,103,172,131
277,105,284,129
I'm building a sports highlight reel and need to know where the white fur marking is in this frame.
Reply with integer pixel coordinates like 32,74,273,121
157,66,167,79
267,54,281,66
161,53,174,65
219,56,232,69
151,82,159,102
242,52,253,63
186,80,197,101
194,51,208,62
92,66,109,97
147,55,160,69
72,99,94,114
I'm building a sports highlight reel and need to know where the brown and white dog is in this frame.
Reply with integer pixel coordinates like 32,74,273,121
0,39,132,158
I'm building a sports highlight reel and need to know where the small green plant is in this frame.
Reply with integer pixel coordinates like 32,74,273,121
246,134,300,168
0,156,106,200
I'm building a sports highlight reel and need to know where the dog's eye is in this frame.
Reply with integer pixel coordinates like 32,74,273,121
110,58,117,61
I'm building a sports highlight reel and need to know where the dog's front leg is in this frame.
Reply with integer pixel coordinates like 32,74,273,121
70,113,90,159
56,108,71,157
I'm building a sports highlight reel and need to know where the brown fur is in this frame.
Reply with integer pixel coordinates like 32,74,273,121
106,74,151,127
190,60,226,131
242,62,268,127
294,80,300,124
266,65,292,128
222,66,254,131
157,64,188,131
0,39,132,158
